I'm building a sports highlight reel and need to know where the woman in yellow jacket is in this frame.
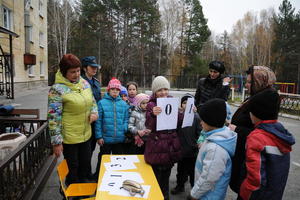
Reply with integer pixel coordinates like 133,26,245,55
48,54,98,185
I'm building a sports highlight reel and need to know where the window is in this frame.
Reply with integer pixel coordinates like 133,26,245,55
28,65,35,77
40,61,44,76
29,26,33,43
39,32,44,48
39,0,43,17
2,6,12,30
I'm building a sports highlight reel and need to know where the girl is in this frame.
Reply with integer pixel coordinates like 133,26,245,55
126,82,138,106
144,76,182,200
128,93,150,154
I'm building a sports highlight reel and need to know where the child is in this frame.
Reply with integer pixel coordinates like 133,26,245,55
145,76,182,200
126,82,138,106
94,78,129,179
128,93,150,154
120,86,129,102
188,98,237,200
171,94,201,195
240,89,295,200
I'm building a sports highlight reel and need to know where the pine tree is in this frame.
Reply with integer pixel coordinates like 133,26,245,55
272,0,298,82
185,0,211,57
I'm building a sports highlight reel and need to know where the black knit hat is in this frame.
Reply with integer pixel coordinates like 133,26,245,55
209,61,225,74
199,98,226,128
181,93,194,106
249,89,280,120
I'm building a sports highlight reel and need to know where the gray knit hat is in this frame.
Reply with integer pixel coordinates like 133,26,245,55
151,76,170,93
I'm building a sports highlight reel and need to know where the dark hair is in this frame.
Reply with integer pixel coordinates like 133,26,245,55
209,61,225,74
59,54,81,77
126,81,138,90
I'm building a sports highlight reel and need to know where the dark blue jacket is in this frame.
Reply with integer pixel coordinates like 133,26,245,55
82,74,102,103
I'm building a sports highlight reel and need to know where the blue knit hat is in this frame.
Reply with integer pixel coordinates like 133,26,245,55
120,86,128,96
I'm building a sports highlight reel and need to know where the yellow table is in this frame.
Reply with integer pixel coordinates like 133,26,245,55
95,155,164,200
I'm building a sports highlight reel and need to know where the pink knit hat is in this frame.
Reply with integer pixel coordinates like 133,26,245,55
134,93,150,107
107,77,121,91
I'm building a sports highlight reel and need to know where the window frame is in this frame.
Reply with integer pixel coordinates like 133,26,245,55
2,6,12,30
28,65,35,77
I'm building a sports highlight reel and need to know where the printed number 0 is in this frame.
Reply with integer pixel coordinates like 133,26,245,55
165,104,172,115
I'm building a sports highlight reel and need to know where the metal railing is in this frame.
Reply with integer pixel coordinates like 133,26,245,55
230,88,300,117
279,92,300,116
0,121,56,200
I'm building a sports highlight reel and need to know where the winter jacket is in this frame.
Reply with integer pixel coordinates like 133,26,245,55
128,106,147,140
177,113,201,158
95,92,129,144
191,126,237,200
229,98,254,193
48,71,98,145
144,95,183,166
81,74,102,103
195,75,230,107
240,120,295,200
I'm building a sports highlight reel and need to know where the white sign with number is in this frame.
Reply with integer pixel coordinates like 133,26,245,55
157,97,179,131
182,98,195,128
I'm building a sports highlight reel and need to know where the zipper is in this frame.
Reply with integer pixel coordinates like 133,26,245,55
79,89,87,141
114,100,117,137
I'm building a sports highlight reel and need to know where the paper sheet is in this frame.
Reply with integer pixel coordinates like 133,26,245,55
104,161,137,171
182,97,195,128
110,155,140,163
157,97,179,131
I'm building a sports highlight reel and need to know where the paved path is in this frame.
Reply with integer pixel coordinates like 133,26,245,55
2,87,299,200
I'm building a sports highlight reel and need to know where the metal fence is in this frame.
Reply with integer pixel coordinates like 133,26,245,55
104,74,201,89
230,88,300,117
0,121,56,200
280,92,300,116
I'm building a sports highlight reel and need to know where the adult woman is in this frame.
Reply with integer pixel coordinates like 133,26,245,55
195,61,231,109
48,54,98,185
81,56,102,161
228,66,277,197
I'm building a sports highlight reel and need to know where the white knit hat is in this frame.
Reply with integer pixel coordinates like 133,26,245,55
151,76,170,93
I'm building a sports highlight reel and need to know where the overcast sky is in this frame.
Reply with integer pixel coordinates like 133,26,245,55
199,0,300,35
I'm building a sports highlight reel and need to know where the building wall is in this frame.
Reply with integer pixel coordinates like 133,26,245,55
0,0,48,90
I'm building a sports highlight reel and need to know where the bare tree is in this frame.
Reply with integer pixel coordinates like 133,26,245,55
48,0,77,62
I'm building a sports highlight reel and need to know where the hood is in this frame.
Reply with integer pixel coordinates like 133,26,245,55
205,126,237,157
257,120,295,147
55,70,85,91
103,92,122,101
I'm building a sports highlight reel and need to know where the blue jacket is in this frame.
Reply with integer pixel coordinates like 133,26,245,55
95,92,129,144
191,126,237,200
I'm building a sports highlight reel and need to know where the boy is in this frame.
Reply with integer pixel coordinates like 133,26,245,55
171,94,201,195
94,78,129,180
240,89,295,200
188,98,237,200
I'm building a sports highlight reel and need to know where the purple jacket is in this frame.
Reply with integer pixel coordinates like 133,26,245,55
144,95,183,166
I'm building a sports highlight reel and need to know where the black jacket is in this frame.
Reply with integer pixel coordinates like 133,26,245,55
195,75,230,107
177,113,201,158
229,98,254,193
